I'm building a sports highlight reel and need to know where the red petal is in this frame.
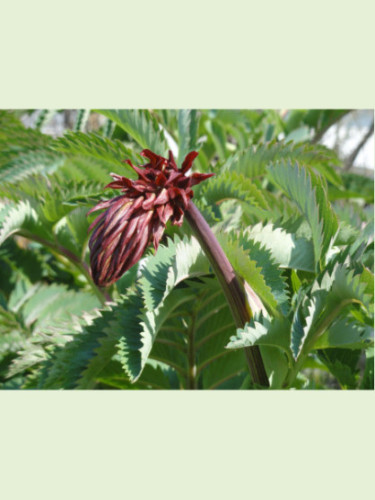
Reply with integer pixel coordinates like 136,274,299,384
118,212,153,272
141,149,166,170
155,171,167,186
87,195,125,216
180,151,199,173
151,220,165,250
175,176,190,189
167,187,180,200
156,203,174,224
87,210,106,234
181,189,191,209
190,172,215,186
91,210,153,287
89,220,106,250
141,149,162,162
142,192,156,210
163,203,174,222
131,181,150,193
101,203,133,239
105,181,129,190
165,170,183,186
123,159,150,181
154,188,169,206
171,206,185,226
105,175,134,190
168,150,178,171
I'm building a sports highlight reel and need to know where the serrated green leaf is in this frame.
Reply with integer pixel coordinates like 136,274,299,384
116,236,251,387
222,140,340,181
55,156,112,184
317,348,361,389
177,110,200,164
314,318,373,350
238,234,290,314
0,149,64,184
205,120,227,161
227,315,292,355
0,111,65,184
139,239,178,311
0,110,53,151
98,109,168,155
226,315,292,388
76,315,125,389
0,200,51,247
54,206,90,258
36,308,112,389
268,160,338,268
197,170,268,213
0,323,27,356
119,235,209,382
292,264,372,361
246,222,315,272
216,232,283,315
54,131,139,178
20,284,101,332
5,280,102,381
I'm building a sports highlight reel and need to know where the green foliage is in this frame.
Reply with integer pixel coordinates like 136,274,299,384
0,110,64,184
54,131,139,178
226,314,293,388
0,109,373,390
317,348,361,389
222,140,341,184
0,200,51,246
2,276,101,385
26,237,247,389
177,109,200,164
268,160,338,268
116,236,244,387
245,221,315,272
98,109,168,156
196,170,268,215
217,232,288,316
360,348,374,389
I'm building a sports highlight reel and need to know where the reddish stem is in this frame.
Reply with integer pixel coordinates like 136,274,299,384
184,202,269,387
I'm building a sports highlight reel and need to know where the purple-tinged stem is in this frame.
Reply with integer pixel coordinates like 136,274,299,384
184,202,269,387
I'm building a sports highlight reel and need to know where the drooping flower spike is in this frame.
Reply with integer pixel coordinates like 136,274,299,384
87,149,214,287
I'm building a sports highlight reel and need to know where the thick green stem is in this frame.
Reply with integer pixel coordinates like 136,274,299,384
184,202,269,387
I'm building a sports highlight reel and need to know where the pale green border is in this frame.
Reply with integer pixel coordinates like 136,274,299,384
1,1,374,499
2,1,374,108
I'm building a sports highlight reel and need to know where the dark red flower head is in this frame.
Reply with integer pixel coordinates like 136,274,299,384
87,149,213,287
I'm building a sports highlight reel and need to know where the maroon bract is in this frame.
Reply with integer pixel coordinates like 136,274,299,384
87,149,214,287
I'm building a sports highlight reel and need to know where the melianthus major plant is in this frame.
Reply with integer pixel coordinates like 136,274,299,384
0,109,373,390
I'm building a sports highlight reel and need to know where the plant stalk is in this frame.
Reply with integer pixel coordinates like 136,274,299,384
184,202,269,387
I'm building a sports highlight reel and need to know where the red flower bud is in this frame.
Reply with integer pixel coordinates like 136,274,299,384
88,149,214,287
